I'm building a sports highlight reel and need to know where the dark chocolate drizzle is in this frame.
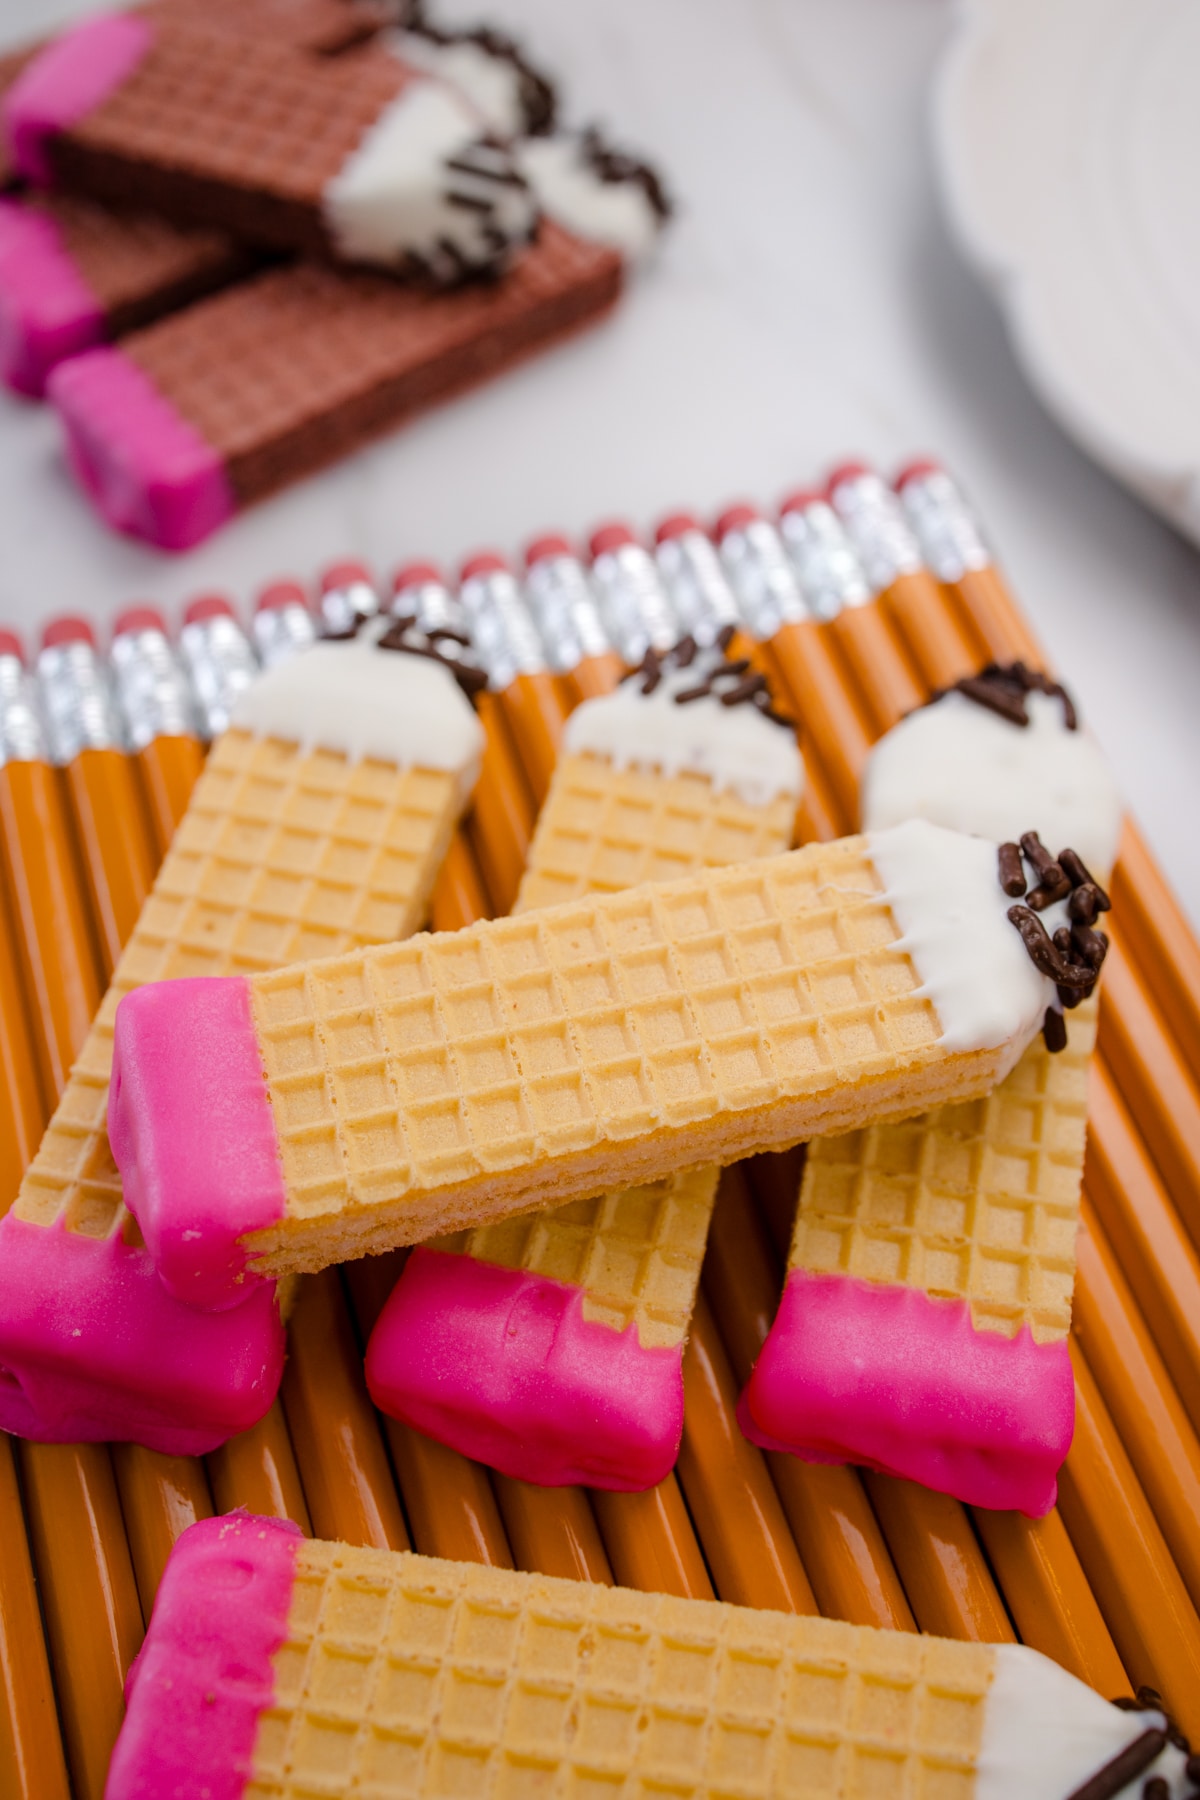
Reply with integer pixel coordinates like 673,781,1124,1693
623,635,794,730
999,830,1110,1047
320,612,487,701
1065,1688,1197,1799
935,660,1078,731
406,18,558,135
578,125,673,223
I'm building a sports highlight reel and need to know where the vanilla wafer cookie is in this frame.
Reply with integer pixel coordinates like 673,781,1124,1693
367,642,800,1489
110,814,1106,1309
107,1513,1194,1800
4,13,537,279
741,666,1122,1516
0,625,483,1452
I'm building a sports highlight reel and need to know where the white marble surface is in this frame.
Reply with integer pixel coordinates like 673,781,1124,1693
2,0,1198,925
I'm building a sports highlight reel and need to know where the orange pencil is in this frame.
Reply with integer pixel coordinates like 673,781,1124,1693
109,605,205,857
0,1435,70,1800
37,617,156,978
459,549,565,806
0,635,102,1101
523,534,625,704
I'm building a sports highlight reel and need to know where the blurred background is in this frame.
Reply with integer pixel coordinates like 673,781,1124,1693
2,0,1198,922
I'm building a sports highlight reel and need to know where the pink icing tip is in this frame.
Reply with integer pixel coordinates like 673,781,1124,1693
0,1214,283,1454
109,976,285,1312
739,1270,1074,1516
48,347,235,550
0,200,104,397
107,1512,301,1800
367,1247,685,1490
4,13,152,184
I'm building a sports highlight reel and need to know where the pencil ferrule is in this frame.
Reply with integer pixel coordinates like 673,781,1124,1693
827,467,923,593
779,497,868,618
523,553,610,672
899,467,991,582
590,541,676,664
654,528,741,648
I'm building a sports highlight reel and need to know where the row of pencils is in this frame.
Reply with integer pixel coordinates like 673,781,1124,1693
3,460,1200,1797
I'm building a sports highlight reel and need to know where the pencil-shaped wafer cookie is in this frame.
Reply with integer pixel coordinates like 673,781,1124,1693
741,665,1124,1516
367,642,801,1489
0,622,483,1452
3,14,537,277
107,1512,1196,1799
0,190,246,396
111,782,1109,1307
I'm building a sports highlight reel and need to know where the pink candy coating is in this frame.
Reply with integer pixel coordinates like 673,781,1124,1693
0,200,104,397
109,976,285,1313
367,1247,685,1490
107,1513,301,1800
0,1215,284,1454
739,1270,1075,1516
2,13,153,185
48,347,236,550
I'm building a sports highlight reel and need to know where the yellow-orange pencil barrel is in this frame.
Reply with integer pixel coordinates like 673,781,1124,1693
109,604,206,856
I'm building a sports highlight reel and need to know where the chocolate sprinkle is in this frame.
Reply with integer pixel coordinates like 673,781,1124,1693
1000,833,1111,1048
622,638,795,731
934,660,1079,731
998,841,1026,897
579,125,672,222
375,617,488,699
1065,1728,1166,1800
407,20,558,136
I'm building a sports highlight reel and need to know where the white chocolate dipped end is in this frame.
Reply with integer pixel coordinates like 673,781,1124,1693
229,619,483,805
519,133,666,261
562,649,804,809
322,80,536,274
978,1645,1188,1797
862,687,1122,877
869,818,1069,1080
389,32,537,140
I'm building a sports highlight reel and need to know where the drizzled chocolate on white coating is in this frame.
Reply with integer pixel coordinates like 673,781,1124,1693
627,630,793,729
320,610,488,701
941,661,1078,732
999,831,1110,1051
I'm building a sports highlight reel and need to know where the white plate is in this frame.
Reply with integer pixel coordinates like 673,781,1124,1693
934,0,1200,546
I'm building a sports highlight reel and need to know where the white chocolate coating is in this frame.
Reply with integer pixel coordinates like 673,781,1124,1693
324,81,535,271
977,1644,1187,1798
228,622,483,801
519,135,662,262
868,818,1069,1078
562,656,804,807
862,688,1122,877
389,33,527,138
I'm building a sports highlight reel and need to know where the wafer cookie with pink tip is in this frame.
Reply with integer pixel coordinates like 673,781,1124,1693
106,1512,1194,1799
110,804,1105,1308
367,639,800,1489
0,622,483,1451
741,664,1122,1515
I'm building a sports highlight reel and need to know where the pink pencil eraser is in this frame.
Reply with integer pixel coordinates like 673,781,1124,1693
113,605,168,640
714,502,761,540
0,628,25,661
367,1246,685,1490
825,459,874,495
588,521,636,558
109,976,285,1312
393,560,444,593
106,1514,302,1800
894,457,943,490
42,614,94,650
524,533,573,567
255,580,308,614
654,512,701,544
320,559,372,594
778,487,821,517
183,594,235,625
460,550,509,581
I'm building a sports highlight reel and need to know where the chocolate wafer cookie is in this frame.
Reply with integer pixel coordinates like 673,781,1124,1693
0,190,247,396
47,222,621,548
4,13,537,278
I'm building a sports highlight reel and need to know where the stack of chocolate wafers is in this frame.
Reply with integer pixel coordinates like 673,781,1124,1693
0,0,670,546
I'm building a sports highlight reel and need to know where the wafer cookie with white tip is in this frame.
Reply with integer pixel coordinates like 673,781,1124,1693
106,1512,1195,1799
0,623,483,1452
366,641,800,1489
741,664,1122,1516
110,810,1104,1309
